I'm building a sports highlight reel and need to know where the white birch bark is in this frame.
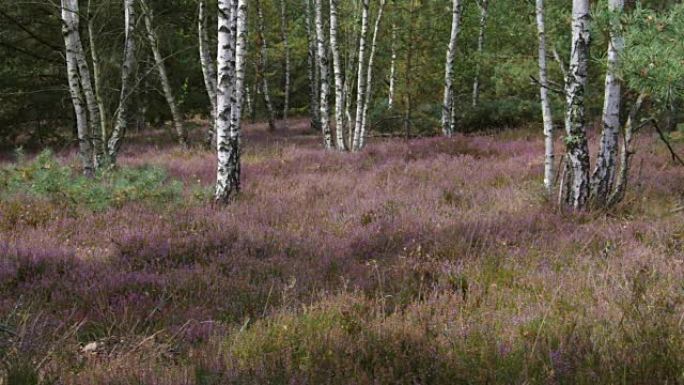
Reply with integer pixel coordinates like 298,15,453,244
388,23,397,110
314,0,333,148
352,0,370,150
280,0,291,129
63,0,104,169
471,0,489,107
140,0,187,146
255,0,277,131
245,84,253,119
199,0,218,146
608,92,646,207
591,0,624,204
536,0,554,193
329,0,346,150
304,0,321,132
563,0,591,210
87,2,109,159
108,0,137,163
215,0,246,203
441,0,463,137
83,1,107,164
344,69,354,149
358,0,386,150
61,0,94,176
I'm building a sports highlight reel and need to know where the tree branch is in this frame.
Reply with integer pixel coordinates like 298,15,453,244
529,75,565,95
652,119,684,166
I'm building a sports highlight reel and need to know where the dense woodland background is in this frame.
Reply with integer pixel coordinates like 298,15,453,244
1,0,679,149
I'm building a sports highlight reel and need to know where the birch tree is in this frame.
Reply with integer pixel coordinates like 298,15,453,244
86,0,107,163
108,0,137,164
358,0,387,150
140,0,187,147
215,0,247,203
61,0,94,176
329,0,346,150
304,0,321,132
314,0,333,148
590,0,624,204
198,0,218,146
352,0,370,150
472,0,489,107
441,0,463,137
255,0,277,131
562,0,591,210
280,0,291,129
388,23,397,110
535,0,554,193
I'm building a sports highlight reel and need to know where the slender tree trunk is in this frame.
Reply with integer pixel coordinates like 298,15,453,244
61,0,94,176
314,0,333,148
329,0,346,150
199,0,218,147
608,92,646,207
352,0,370,150
245,84,253,120
358,0,387,150
591,0,624,204
563,0,591,210
441,0,463,137
255,0,277,131
280,0,291,129
304,0,321,132
404,1,416,140
344,1,361,149
388,23,397,110
471,0,488,107
108,0,137,164
86,0,108,163
536,0,554,194
216,0,246,203
140,0,187,146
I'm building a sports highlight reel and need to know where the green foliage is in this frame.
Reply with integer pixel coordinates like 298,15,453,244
622,3,684,102
0,150,182,210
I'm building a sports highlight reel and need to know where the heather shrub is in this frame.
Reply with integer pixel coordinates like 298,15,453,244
0,150,182,210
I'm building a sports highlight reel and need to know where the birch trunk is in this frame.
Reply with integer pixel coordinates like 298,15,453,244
108,0,137,164
441,0,463,137
590,0,624,204
563,0,591,210
535,0,554,193
61,0,94,176
471,0,488,107
608,92,646,207
358,0,387,150
352,0,370,150
404,2,416,140
314,0,333,148
304,0,321,132
140,0,187,146
255,0,277,131
199,0,218,147
215,0,246,203
280,0,291,129
388,23,397,110
86,0,108,164
245,85,253,119
329,0,346,150
344,67,354,149
63,0,103,169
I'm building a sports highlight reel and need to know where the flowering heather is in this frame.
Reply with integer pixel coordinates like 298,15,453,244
1,119,683,384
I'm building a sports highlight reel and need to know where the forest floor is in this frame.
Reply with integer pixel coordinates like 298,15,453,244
1,118,684,384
